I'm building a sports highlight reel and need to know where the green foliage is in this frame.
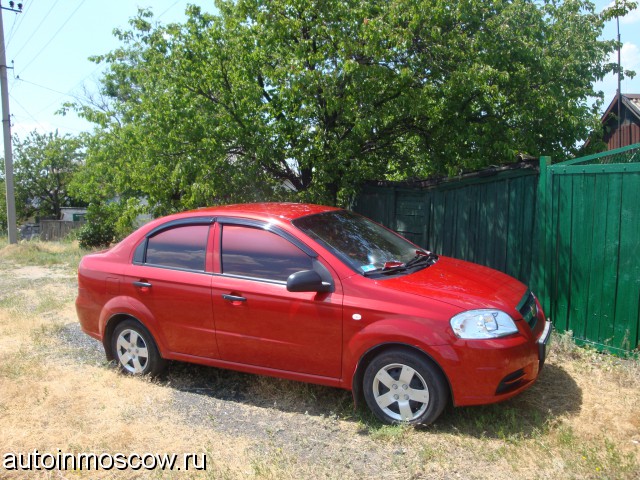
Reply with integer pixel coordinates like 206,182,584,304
70,0,635,208
9,131,84,221
77,203,123,249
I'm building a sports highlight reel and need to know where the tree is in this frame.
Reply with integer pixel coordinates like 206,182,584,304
69,0,635,209
10,131,84,220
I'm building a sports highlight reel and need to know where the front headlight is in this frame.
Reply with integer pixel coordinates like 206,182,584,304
450,309,519,339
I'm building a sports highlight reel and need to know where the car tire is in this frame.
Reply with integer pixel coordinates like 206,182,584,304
363,349,448,425
111,319,166,376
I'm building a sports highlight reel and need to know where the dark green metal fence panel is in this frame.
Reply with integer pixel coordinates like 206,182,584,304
599,174,622,348
614,172,640,350
354,163,540,287
541,144,640,353
395,194,428,246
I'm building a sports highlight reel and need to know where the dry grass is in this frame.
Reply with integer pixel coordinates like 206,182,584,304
0,239,86,272
0,241,638,479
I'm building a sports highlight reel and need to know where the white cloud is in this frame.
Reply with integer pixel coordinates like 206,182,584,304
622,9,640,24
604,41,640,73
595,42,640,106
621,42,640,70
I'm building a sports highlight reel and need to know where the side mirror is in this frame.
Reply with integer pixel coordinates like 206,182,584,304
286,270,333,293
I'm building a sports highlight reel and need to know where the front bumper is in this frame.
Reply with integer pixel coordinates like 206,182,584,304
430,316,552,407
537,320,553,371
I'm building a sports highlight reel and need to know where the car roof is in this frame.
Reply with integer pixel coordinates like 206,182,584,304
184,202,342,221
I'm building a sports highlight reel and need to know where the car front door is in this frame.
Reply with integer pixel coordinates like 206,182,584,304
210,219,343,379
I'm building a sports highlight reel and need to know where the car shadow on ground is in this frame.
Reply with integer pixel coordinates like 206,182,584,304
160,361,355,416
158,359,581,439
58,323,582,438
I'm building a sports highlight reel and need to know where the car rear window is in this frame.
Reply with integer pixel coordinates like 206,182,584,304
145,225,209,271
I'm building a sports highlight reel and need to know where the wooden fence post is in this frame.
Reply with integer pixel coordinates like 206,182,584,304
536,156,552,315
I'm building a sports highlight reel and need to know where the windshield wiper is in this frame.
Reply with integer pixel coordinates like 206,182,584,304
362,261,407,277
405,250,438,268
362,251,438,277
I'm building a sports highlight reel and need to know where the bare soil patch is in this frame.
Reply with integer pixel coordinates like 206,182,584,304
11,265,75,280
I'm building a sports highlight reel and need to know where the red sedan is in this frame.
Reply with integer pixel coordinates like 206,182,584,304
76,203,551,425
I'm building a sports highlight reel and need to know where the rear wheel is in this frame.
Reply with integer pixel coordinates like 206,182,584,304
112,319,166,376
363,349,448,425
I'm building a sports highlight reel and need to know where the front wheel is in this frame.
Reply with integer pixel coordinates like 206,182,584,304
111,319,166,376
363,349,448,425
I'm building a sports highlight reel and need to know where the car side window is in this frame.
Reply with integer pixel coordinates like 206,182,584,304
221,225,313,282
145,225,209,271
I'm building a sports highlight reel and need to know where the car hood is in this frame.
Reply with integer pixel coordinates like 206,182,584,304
375,256,527,312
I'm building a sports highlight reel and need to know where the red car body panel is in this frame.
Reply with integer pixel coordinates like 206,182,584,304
76,203,549,407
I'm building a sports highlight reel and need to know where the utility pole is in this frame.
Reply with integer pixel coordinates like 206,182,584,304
0,1,22,244
617,14,622,149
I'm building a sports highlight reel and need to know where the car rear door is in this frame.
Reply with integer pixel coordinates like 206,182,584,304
124,219,218,358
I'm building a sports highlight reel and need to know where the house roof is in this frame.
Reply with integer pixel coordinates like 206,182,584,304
601,93,640,124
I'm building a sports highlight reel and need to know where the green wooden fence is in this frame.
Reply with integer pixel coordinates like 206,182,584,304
537,145,640,354
354,147,640,353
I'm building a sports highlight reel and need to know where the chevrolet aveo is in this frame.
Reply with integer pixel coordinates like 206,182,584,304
76,203,551,425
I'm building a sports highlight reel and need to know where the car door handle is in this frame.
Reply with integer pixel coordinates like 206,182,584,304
133,281,153,288
222,294,246,302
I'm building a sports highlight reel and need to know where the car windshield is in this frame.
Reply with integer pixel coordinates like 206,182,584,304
293,210,435,275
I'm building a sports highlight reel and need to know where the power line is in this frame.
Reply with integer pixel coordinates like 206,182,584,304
5,9,20,46
15,76,73,97
14,0,191,106
11,0,60,56
9,92,48,131
158,0,182,19
10,92,87,135
15,75,82,116
6,0,35,48
19,0,86,74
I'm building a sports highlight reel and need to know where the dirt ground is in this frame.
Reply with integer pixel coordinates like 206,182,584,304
0,244,638,479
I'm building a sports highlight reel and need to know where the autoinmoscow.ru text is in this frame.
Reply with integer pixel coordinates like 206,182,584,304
3,450,206,472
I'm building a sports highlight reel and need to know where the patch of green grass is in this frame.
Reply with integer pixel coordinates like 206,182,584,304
368,423,413,441
0,240,87,271
573,437,639,479
34,286,76,315
523,420,640,479
419,443,445,463
0,278,75,318
442,402,549,444
250,447,296,479
30,322,67,347
0,348,44,379
553,330,640,389
354,409,414,441
555,424,578,447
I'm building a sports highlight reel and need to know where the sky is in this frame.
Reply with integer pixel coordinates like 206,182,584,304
1,0,215,143
0,0,639,151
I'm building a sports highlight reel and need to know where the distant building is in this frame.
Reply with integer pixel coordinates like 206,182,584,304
600,93,640,150
60,207,87,222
